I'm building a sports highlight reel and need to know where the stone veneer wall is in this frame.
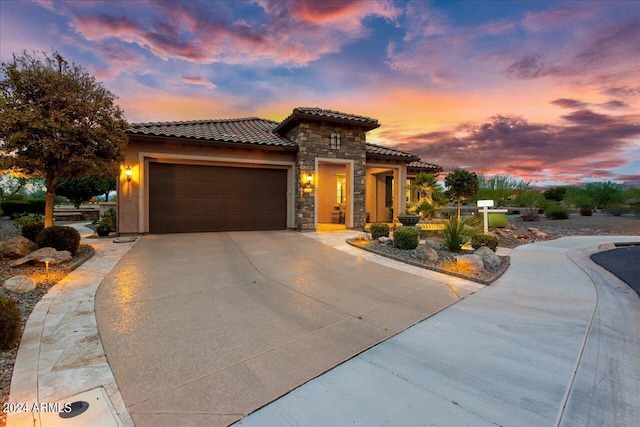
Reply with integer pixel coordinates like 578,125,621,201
285,121,367,230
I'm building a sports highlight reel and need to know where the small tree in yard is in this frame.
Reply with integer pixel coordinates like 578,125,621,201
445,169,479,220
0,51,127,227
56,175,115,208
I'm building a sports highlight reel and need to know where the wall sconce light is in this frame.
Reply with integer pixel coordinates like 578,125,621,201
125,166,132,182
304,173,314,193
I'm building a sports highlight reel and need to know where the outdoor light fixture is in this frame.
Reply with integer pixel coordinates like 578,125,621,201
41,257,55,279
304,173,314,193
125,166,132,182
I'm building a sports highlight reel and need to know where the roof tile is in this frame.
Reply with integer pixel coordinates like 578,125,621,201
128,118,297,147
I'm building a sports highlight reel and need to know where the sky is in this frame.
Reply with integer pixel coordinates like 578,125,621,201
1,0,639,186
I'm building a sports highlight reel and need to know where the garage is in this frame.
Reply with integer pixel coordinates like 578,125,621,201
148,162,288,233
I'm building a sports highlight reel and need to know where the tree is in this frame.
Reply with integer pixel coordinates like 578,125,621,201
584,181,625,209
56,175,114,208
408,172,447,218
543,186,567,202
445,169,479,220
476,174,530,207
0,51,128,227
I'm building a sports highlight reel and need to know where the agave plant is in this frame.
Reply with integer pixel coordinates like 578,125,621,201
443,216,480,252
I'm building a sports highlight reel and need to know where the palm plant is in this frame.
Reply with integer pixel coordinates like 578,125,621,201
409,173,447,219
444,216,480,252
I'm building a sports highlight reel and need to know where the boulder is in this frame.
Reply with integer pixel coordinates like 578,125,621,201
456,254,484,274
0,287,9,298
425,237,446,251
415,244,438,263
527,227,548,240
3,275,36,293
378,236,392,245
8,247,71,267
475,246,502,269
0,236,37,259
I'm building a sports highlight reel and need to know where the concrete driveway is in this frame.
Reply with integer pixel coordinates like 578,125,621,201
95,231,471,427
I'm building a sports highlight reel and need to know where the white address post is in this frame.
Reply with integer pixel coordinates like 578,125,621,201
477,199,494,234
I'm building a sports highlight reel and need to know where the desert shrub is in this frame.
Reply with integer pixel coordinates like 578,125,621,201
393,226,419,250
444,216,480,252
579,208,593,216
514,190,543,221
35,225,80,254
0,296,21,350
0,200,30,218
545,204,569,220
14,212,43,232
471,234,499,252
370,222,390,239
631,202,640,216
604,204,629,216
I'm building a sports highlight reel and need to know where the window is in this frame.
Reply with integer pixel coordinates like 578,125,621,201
385,175,393,207
330,132,341,150
336,175,346,204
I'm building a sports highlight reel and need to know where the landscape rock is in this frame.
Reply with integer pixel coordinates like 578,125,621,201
425,237,446,251
8,247,71,267
0,236,37,259
475,246,502,269
456,254,485,274
0,287,8,298
378,236,392,245
415,244,438,263
528,227,548,240
3,276,36,293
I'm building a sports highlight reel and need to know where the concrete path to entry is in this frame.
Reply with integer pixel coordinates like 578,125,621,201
238,236,640,427
95,231,480,427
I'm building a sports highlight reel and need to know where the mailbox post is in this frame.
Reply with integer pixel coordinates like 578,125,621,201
478,200,494,234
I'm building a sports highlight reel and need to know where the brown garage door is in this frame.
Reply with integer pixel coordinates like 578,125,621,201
149,163,287,233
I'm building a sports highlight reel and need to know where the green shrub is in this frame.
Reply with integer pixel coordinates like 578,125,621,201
0,296,21,350
393,226,419,250
631,202,640,216
21,222,45,242
545,204,569,220
35,225,81,254
444,216,480,252
471,234,499,252
0,200,30,218
14,212,43,232
370,222,390,239
604,204,629,216
26,198,46,214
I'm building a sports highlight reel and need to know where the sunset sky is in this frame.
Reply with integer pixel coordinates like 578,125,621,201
1,0,639,186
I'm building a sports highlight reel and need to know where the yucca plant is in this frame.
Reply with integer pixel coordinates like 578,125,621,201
444,216,480,252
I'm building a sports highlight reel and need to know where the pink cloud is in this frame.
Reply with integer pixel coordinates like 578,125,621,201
179,76,217,90
387,110,640,184
522,8,594,33
64,1,397,67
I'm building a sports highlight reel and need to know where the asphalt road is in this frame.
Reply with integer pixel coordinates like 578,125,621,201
591,245,640,297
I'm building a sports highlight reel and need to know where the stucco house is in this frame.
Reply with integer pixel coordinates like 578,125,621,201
117,107,441,234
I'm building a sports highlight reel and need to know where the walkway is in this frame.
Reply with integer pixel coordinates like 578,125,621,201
238,236,640,426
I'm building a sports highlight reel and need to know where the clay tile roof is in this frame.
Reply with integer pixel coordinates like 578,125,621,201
275,107,380,133
407,161,443,173
365,143,420,161
127,118,298,147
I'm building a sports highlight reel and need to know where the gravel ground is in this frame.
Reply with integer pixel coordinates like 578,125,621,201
350,237,509,284
0,220,93,427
